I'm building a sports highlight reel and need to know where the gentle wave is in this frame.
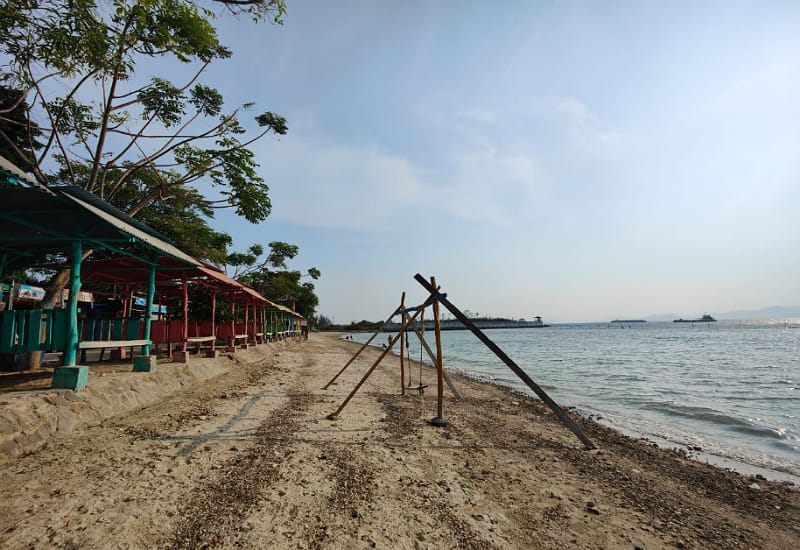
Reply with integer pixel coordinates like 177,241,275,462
352,321,800,480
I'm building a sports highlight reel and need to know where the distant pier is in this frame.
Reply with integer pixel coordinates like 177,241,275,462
384,318,550,332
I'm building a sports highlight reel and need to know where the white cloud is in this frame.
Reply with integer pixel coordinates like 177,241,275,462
256,136,426,230
251,95,623,231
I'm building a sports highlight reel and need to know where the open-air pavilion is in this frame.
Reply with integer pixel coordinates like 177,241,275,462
77,258,300,361
0,184,202,389
0,154,304,391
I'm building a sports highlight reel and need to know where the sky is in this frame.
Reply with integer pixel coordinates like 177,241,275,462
197,1,799,323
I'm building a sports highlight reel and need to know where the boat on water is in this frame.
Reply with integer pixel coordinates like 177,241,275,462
611,319,646,323
673,314,716,323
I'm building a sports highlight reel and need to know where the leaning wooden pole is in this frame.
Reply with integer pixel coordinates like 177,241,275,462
400,292,406,396
413,274,594,449
322,306,401,389
431,276,446,426
327,296,435,419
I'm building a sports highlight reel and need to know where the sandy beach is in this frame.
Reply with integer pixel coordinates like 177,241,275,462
0,332,798,549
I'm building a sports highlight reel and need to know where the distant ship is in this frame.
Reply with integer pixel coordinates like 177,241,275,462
673,314,716,323
611,319,646,323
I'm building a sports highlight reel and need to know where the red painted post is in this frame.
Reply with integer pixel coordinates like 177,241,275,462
210,289,217,352
181,277,188,353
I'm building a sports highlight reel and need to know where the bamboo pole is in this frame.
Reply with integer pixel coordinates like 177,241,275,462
413,274,594,449
405,314,461,399
322,306,401,389
400,292,406,396
431,276,446,426
327,296,434,419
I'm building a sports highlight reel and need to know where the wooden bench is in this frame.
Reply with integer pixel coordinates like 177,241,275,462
187,335,215,344
187,335,216,353
231,333,248,350
79,339,150,349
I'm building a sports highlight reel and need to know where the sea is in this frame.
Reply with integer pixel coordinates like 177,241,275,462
350,319,800,484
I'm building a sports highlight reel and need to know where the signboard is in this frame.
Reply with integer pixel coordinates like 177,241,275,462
61,288,95,302
132,296,165,313
15,284,45,301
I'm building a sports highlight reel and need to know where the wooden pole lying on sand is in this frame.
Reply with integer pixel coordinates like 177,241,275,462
322,306,401,389
413,274,595,450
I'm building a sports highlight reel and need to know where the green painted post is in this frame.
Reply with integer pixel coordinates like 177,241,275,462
63,240,82,367
142,264,156,356
133,263,157,372
52,240,89,390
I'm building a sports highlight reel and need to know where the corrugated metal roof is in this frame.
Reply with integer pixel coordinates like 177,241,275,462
58,186,176,244
274,303,303,318
0,154,46,189
60,191,199,267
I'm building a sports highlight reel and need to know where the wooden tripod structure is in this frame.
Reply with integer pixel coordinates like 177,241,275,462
326,274,594,449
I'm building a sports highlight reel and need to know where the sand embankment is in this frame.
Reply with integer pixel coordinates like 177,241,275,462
0,333,797,548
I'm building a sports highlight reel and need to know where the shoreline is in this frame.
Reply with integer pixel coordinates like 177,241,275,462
340,333,800,485
1,332,798,548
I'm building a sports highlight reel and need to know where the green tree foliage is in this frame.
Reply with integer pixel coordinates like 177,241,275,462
0,0,287,220
227,241,321,320
0,86,44,169
0,0,290,319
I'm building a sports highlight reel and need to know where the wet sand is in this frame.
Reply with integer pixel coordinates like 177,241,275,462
0,332,798,548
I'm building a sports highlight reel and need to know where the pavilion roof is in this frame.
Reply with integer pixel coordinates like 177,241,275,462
0,185,198,268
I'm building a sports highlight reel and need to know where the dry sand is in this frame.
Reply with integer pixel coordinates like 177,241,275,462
0,332,798,549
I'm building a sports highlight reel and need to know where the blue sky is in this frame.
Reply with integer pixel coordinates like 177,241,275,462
204,1,799,323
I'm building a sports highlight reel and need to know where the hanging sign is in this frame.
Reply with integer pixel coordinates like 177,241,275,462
15,284,46,301
61,288,95,302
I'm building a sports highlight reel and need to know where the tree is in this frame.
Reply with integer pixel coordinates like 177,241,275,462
1,0,288,211
0,0,287,263
0,86,44,170
227,241,321,319
0,0,288,367
95,166,233,264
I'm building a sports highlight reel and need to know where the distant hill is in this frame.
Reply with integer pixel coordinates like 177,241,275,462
715,305,800,320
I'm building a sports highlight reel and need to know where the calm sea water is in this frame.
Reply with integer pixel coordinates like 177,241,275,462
351,320,800,482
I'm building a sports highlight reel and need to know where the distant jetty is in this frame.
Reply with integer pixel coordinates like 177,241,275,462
611,319,646,323
385,316,550,332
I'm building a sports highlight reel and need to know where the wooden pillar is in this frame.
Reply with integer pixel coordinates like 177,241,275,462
52,240,89,389
210,289,217,352
400,292,406,396
133,264,158,372
230,296,236,348
63,240,82,367
141,264,156,356
181,277,189,353
431,276,446,426
244,299,250,342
